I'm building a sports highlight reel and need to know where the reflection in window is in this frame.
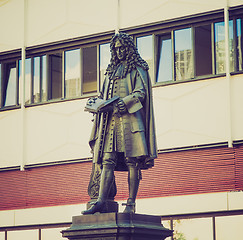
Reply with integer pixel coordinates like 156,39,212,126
157,34,172,82
82,46,97,94
50,52,63,99
33,57,41,103
99,43,110,86
195,24,212,76
137,35,153,79
65,49,81,98
175,28,193,80
41,55,47,102
214,20,234,74
42,228,64,240
4,62,17,107
237,18,242,71
216,215,243,240
173,218,213,240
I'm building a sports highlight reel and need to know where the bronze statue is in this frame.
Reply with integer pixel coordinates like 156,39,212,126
82,32,157,215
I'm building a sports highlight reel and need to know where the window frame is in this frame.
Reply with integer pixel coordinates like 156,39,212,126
0,59,19,109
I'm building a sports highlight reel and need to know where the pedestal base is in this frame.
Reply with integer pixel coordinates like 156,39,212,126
62,212,173,240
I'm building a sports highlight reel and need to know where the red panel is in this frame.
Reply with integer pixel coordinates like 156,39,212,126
0,145,242,211
235,145,243,190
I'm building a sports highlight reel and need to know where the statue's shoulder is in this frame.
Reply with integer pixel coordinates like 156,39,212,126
135,66,149,82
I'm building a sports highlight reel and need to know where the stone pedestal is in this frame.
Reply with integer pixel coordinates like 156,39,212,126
62,212,173,240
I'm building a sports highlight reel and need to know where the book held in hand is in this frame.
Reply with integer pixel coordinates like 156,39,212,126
84,96,120,113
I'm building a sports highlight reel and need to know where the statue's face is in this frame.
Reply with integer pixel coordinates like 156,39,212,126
115,39,126,61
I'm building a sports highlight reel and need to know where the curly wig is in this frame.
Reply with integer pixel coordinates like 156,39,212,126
106,32,149,79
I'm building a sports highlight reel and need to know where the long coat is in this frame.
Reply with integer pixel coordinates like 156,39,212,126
89,64,157,171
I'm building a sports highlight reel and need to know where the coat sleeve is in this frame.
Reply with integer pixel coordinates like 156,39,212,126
122,70,146,114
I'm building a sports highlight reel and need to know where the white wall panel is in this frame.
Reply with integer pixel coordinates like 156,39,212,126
0,0,242,51
120,0,225,29
0,0,24,52
0,109,22,168
231,75,243,141
25,99,93,165
1,192,243,227
154,77,228,150
26,0,116,47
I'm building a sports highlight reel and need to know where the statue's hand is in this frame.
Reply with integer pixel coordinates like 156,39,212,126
114,99,127,116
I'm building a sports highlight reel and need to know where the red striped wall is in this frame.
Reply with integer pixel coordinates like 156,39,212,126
0,145,243,211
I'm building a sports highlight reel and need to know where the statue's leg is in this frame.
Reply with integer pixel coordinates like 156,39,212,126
123,158,141,213
82,161,115,215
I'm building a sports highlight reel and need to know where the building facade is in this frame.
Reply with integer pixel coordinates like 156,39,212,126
0,0,243,239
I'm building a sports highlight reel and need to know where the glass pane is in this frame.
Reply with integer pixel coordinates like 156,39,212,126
83,46,97,94
157,35,172,82
18,59,31,104
25,58,31,104
173,218,213,240
99,43,110,86
214,20,234,74
65,49,81,98
237,18,242,71
216,215,243,240
0,232,4,240
175,28,193,80
137,35,153,79
4,63,16,107
33,57,40,103
195,24,212,76
41,55,47,101
7,230,38,240
42,228,64,240
50,52,63,99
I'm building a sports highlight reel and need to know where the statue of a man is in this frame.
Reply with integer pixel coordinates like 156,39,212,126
82,32,157,214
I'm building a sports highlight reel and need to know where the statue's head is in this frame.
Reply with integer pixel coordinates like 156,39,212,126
110,32,136,64
107,32,149,78
115,39,126,61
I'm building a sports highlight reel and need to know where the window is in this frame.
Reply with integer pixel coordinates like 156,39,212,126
156,34,173,82
175,28,194,81
49,52,63,100
7,230,38,240
19,56,47,105
215,215,243,240
99,43,110,86
173,218,213,240
214,20,234,74
137,35,154,79
195,24,212,76
1,61,18,107
33,57,41,103
82,46,97,95
24,58,31,104
236,18,242,71
41,55,47,102
154,17,243,83
65,49,81,98
41,228,64,240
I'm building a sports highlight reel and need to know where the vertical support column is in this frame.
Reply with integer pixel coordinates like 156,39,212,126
20,46,26,171
224,1,233,148
115,0,120,34
20,0,27,171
